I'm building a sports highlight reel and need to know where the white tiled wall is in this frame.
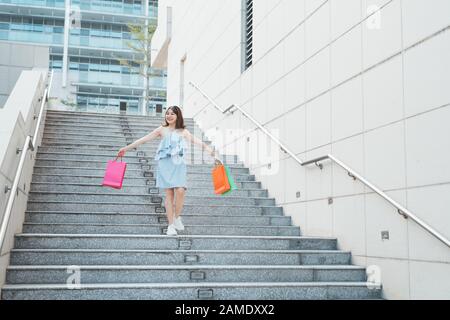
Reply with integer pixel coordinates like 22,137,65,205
159,0,450,299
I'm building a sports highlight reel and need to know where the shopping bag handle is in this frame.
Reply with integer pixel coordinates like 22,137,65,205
214,158,223,166
114,156,123,162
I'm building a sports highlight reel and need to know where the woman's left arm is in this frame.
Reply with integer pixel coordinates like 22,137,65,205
184,129,218,158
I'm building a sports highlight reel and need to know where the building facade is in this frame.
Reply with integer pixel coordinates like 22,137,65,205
152,0,450,299
0,0,167,115
0,41,49,107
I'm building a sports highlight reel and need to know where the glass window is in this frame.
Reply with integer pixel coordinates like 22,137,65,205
44,19,54,26
83,64,92,72
51,60,62,69
33,18,44,25
69,62,78,70
122,66,131,75
90,63,100,71
112,24,122,32
99,63,109,72
91,29,103,37
110,64,121,73
91,22,102,30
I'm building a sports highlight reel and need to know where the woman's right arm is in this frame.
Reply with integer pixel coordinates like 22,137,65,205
118,126,163,157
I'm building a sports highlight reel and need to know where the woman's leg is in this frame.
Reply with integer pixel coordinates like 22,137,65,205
174,187,186,219
165,188,175,224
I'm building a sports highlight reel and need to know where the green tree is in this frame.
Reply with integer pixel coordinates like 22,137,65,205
117,22,156,115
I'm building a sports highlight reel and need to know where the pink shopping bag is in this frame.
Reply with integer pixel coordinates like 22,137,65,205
102,157,127,189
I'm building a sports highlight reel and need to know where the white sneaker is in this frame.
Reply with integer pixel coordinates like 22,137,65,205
173,217,185,231
166,224,177,236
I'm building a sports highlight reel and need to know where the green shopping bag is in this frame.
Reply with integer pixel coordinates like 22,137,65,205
222,165,237,195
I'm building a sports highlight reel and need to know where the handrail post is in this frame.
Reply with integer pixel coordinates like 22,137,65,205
0,71,53,253
0,137,32,253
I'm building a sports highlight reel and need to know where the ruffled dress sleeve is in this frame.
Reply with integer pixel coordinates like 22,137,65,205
155,132,187,161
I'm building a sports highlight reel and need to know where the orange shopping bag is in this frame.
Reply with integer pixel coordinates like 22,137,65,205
212,159,230,195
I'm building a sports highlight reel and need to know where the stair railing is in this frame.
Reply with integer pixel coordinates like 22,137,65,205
189,81,450,249
0,70,54,252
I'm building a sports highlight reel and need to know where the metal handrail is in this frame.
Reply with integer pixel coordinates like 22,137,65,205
189,81,450,249
0,70,53,252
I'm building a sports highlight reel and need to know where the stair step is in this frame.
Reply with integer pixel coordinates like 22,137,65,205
43,122,199,132
36,151,234,163
36,148,239,164
45,110,193,121
30,183,268,197
10,248,352,266
44,117,196,125
44,116,196,125
36,149,229,158
14,234,337,250
21,223,301,236
44,113,195,122
28,192,276,206
1,282,381,300
31,166,256,180
26,202,283,215
43,129,204,138
43,128,205,138
24,211,290,226
41,139,210,150
38,146,214,156
34,159,249,174
30,174,261,188
6,265,367,284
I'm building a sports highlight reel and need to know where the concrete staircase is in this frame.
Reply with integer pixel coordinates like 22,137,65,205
1,110,382,300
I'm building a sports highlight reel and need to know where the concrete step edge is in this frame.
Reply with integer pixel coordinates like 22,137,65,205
45,113,195,121
45,110,193,118
43,124,198,130
22,222,297,229
45,116,196,122
1,282,376,290
34,158,244,167
32,166,253,176
26,201,280,209
31,173,256,183
7,265,365,271
10,248,350,253
15,234,336,241
25,211,285,219
28,191,274,201
30,182,263,191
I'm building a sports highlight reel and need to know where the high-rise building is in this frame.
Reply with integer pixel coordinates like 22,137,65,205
0,0,166,115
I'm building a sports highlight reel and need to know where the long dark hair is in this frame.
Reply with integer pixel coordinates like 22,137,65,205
163,106,186,129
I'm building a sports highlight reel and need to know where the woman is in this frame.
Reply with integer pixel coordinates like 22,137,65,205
117,106,218,236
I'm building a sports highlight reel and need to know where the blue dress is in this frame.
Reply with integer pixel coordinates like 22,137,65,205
155,128,188,190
